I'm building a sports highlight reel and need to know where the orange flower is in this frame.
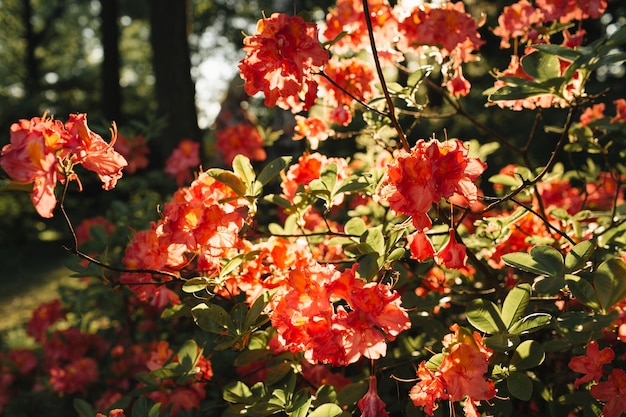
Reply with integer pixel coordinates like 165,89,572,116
239,13,328,112
380,138,486,229
215,124,266,165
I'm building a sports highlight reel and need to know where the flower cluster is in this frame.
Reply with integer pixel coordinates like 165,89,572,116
409,325,496,416
120,170,248,308
0,113,127,217
239,13,329,112
271,262,410,366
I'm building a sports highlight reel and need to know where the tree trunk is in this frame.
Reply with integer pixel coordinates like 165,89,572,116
101,0,122,123
149,0,200,166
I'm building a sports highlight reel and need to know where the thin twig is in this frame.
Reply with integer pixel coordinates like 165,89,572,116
361,0,410,151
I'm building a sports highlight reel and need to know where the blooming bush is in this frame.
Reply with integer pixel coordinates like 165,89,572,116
1,1,626,417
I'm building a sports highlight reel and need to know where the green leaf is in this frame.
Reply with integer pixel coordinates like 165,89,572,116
224,381,255,404
532,44,582,61
73,399,95,417
182,276,214,293
502,246,563,278
345,217,366,236
230,303,249,334
308,403,343,417
566,274,601,311
508,313,552,335
357,253,381,280
192,303,230,333
564,240,595,273
510,340,545,371
534,275,566,295
321,163,338,194
362,228,385,255
258,156,292,186
507,371,533,401
593,258,626,313
522,51,561,81
289,389,313,417
207,168,247,197
177,339,199,370
245,291,272,330
232,155,256,188
485,333,520,353
466,299,506,334
501,284,531,330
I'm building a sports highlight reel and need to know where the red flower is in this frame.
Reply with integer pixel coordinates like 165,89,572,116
568,341,615,388
590,368,626,417
407,230,436,262
239,13,328,112
380,138,486,229
215,124,266,166
358,376,389,417
164,139,200,186
434,229,468,269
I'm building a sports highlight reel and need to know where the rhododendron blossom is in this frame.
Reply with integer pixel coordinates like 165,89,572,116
239,13,329,112
215,123,266,165
271,262,410,366
410,325,495,416
1,113,126,217
568,341,615,388
434,229,468,269
294,115,330,150
379,138,486,229
590,368,626,417
164,138,200,186
358,376,389,417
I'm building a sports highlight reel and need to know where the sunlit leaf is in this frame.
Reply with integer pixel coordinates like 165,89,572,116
257,156,292,186
510,340,545,371
522,51,561,81
501,284,531,330
564,240,595,273
508,313,551,335
466,298,506,334
192,303,230,334
207,168,247,197
308,403,343,417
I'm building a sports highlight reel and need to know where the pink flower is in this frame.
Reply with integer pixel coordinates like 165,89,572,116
164,139,200,185
380,138,486,229
0,115,64,217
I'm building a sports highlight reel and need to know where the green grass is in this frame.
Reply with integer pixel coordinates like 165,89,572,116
0,241,76,336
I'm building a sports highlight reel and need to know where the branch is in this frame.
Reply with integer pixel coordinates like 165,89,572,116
361,0,410,151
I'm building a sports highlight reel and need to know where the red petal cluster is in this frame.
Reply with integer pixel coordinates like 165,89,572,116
239,13,329,112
